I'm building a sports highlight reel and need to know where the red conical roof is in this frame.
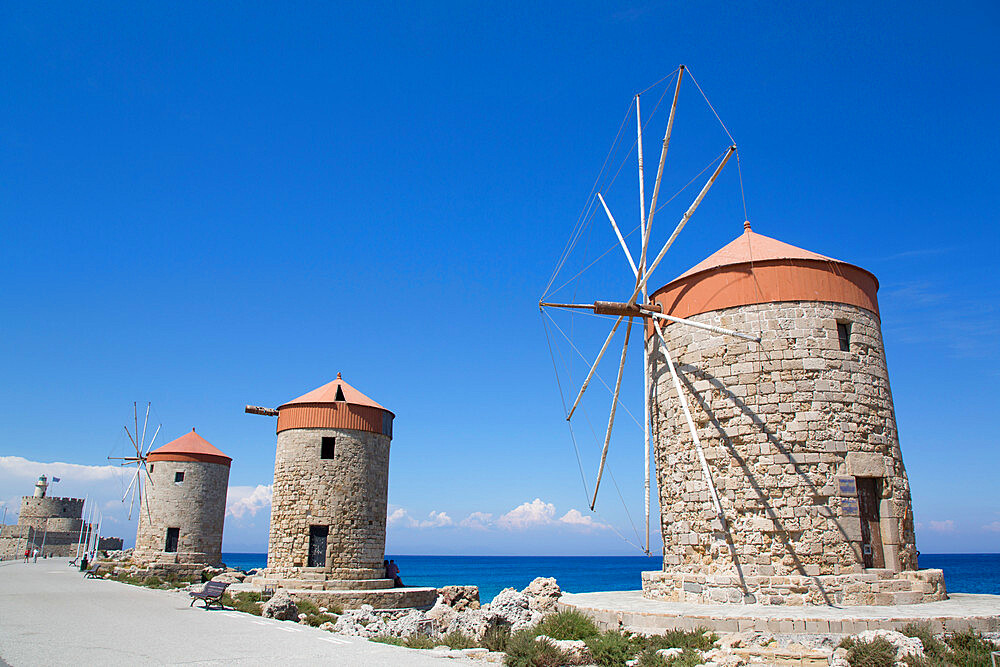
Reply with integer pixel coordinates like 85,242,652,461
651,222,880,320
278,372,388,411
674,221,838,280
147,429,232,466
275,373,394,437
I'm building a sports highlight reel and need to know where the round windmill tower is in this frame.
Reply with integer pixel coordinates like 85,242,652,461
641,223,946,605
133,429,232,573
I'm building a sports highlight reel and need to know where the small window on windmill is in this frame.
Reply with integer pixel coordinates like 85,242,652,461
149,464,154,473
321,437,336,460
174,471,184,484
335,385,347,401
837,322,851,352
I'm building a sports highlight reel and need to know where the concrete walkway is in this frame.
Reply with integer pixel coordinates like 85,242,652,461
561,590,1000,635
0,558,475,666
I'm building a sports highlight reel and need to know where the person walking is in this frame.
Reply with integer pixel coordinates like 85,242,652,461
32,548,38,563
23,548,29,564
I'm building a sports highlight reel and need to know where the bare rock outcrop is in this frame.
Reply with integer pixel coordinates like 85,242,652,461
261,589,299,621
522,577,561,613
438,585,480,611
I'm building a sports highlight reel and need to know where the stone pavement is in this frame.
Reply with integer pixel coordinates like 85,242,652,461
560,590,1000,635
0,558,474,666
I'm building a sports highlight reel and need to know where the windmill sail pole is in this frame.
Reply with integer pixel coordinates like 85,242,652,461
566,316,625,421
652,321,724,521
637,93,652,554
635,65,684,302
598,194,638,278
629,145,736,304
591,318,633,510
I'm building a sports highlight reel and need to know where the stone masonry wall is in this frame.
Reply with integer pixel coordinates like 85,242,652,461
645,301,928,605
18,496,84,533
133,459,229,567
266,427,390,580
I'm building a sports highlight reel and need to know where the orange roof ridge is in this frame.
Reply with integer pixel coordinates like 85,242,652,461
280,374,389,412
674,226,839,281
148,429,232,464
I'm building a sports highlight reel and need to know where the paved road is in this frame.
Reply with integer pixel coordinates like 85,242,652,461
0,558,474,666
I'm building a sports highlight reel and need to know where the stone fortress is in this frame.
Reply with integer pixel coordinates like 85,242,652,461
0,475,123,559
249,373,436,608
132,429,232,576
642,223,944,606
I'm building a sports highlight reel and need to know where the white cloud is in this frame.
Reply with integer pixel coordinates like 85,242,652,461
493,499,608,532
387,507,453,529
459,512,494,530
928,519,956,532
0,455,119,482
982,521,1000,533
558,509,609,531
419,511,453,528
387,506,414,527
226,485,273,519
497,498,556,530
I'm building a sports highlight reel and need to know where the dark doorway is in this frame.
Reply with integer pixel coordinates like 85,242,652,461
321,437,336,460
856,477,885,568
165,527,179,553
308,525,328,567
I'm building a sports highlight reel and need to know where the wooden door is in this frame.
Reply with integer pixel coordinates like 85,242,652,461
856,477,885,569
308,525,328,567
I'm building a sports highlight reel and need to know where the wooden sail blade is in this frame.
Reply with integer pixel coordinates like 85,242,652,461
121,467,140,503
140,402,150,454
566,316,624,421
637,66,684,288
597,193,639,279
123,425,139,455
629,145,736,305
652,320,724,520
590,317,633,510
636,93,646,243
144,423,161,457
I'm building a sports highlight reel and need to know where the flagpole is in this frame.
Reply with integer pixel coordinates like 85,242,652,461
74,496,88,563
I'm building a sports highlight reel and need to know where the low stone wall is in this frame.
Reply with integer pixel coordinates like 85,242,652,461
287,587,438,610
642,568,946,606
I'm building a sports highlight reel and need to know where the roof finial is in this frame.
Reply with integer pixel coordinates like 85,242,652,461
743,220,752,232
192,427,196,432
336,372,342,380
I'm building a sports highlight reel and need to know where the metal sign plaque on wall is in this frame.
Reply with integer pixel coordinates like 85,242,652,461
841,498,860,516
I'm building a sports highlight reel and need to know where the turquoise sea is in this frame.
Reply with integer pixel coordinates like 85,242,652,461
221,553,1000,603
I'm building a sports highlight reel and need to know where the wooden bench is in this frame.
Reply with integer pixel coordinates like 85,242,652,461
189,581,230,609
84,564,102,579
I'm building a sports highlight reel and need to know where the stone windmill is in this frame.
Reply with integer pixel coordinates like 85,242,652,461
539,68,942,606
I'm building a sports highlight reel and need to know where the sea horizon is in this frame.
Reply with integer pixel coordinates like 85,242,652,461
220,552,1000,604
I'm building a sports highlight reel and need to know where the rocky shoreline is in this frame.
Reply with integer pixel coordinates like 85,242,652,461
94,552,999,666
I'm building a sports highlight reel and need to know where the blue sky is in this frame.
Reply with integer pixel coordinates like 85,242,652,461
1,2,998,555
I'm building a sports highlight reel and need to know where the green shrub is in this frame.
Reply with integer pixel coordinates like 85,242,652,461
370,635,405,646
944,629,997,667
584,630,637,667
504,631,571,667
483,623,511,652
440,632,479,650
636,647,669,667
901,623,950,662
403,634,437,649
226,591,265,616
839,636,897,667
638,628,717,652
143,576,163,587
533,610,600,641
